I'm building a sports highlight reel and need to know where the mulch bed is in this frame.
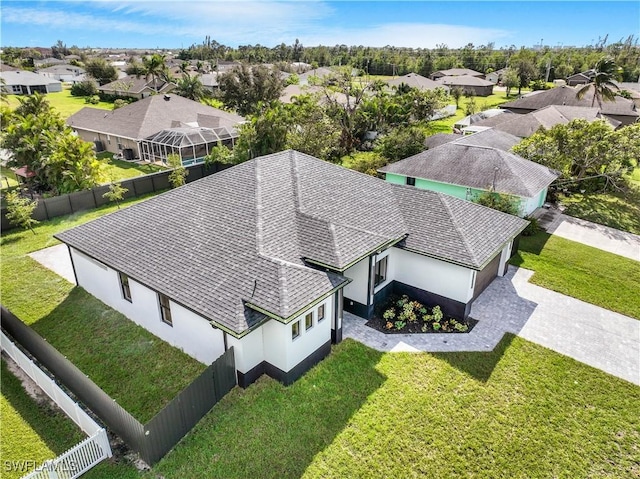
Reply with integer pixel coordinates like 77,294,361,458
366,315,478,334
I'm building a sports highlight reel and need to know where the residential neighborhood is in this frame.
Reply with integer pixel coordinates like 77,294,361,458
1,1,639,478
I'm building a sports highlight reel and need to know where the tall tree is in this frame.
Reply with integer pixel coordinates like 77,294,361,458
84,58,118,85
218,64,284,116
576,57,620,107
174,74,206,101
140,53,170,93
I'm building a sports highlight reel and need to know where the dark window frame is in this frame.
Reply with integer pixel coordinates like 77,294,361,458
406,177,416,186
374,255,388,287
305,311,314,331
292,320,300,340
317,304,325,322
159,293,173,326
119,272,132,302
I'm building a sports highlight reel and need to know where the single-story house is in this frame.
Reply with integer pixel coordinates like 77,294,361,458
298,67,335,85
386,73,449,93
453,108,507,131
469,105,621,137
566,70,595,86
485,68,507,85
279,84,348,106
380,129,558,216
67,94,245,162
499,85,639,125
0,70,62,95
436,75,494,96
55,150,527,387
199,73,220,93
430,68,484,81
97,75,176,99
37,64,86,83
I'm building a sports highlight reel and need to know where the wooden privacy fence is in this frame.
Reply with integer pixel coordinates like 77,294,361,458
1,162,230,231
1,331,112,479
1,306,237,465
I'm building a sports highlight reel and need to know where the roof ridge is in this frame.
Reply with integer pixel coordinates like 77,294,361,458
255,160,265,256
492,149,532,195
437,193,479,266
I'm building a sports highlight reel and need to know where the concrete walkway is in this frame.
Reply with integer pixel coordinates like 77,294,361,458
535,207,640,261
344,266,639,385
29,244,76,285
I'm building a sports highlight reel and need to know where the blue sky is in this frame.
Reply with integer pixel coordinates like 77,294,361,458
1,1,639,50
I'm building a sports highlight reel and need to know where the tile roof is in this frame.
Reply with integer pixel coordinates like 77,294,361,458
56,151,526,335
66,94,245,140
380,130,558,197
500,85,638,117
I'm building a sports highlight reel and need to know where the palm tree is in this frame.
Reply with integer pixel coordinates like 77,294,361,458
140,53,169,93
174,74,205,101
576,57,620,107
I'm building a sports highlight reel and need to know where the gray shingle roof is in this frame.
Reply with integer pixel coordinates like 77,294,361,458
500,85,638,117
56,151,526,335
380,130,558,197
98,75,175,94
66,94,244,140
432,68,484,77
386,73,449,92
436,75,494,87
0,70,61,86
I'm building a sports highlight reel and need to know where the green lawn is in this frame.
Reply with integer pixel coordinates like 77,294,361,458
559,173,640,235
98,152,167,183
1,359,84,479
150,338,640,479
511,231,640,319
0,194,206,422
0,165,19,190
5,87,112,119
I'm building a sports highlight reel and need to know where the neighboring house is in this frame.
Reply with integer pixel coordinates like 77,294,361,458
279,84,348,106
453,108,507,131
499,85,639,125
616,82,640,108
0,70,62,94
430,68,484,80
97,75,176,100
291,62,312,73
298,67,335,85
37,64,86,83
55,150,526,387
469,105,621,137
566,70,595,86
199,73,220,93
386,73,449,93
33,57,66,68
435,75,494,96
485,68,506,84
67,94,245,162
380,129,558,216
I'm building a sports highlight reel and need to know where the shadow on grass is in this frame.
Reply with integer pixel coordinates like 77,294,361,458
430,333,516,382
153,339,387,479
0,358,84,456
510,230,552,260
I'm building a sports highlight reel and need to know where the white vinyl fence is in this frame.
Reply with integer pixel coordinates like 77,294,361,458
1,331,112,479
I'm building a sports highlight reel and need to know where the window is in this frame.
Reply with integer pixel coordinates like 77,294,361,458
159,293,172,326
291,320,300,340
317,304,325,322
374,256,388,287
406,177,416,186
305,312,313,330
119,272,131,302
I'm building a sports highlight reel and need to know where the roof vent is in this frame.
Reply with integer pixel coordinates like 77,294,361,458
163,94,170,101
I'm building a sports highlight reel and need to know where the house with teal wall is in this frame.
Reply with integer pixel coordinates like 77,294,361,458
379,130,558,217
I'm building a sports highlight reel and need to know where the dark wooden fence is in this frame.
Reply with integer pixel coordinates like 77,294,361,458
1,306,236,465
1,162,230,231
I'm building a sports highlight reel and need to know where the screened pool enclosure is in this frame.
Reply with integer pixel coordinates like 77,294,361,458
139,127,237,166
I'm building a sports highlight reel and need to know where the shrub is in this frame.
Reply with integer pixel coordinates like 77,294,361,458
113,99,128,110
394,320,406,330
85,95,100,104
70,80,98,97
376,126,426,163
432,322,441,331
383,309,396,321
431,305,443,322
522,216,541,236
454,323,469,332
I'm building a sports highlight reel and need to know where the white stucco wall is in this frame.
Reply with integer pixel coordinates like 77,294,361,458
227,326,264,374
521,187,548,216
343,257,369,305
389,248,475,303
71,248,225,365
497,241,513,277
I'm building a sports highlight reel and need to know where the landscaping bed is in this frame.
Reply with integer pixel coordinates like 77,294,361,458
366,294,477,334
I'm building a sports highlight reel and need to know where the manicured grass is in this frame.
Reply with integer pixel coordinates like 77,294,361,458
150,338,640,479
1,359,84,479
98,152,167,183
0,194,206,422
5,88,112,119
511,231,640,319
559,174,640,235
